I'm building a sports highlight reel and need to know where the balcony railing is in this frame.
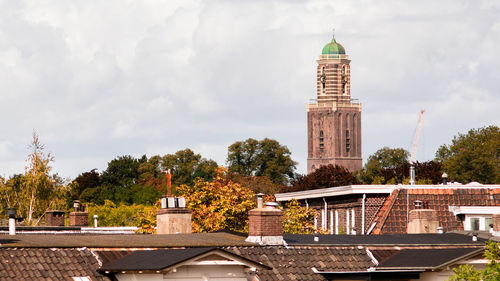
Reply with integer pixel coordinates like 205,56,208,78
318,54,349,60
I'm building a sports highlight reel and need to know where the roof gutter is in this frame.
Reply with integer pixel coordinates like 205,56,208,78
312,268,423,280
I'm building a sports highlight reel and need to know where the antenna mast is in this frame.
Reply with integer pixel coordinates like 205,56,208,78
409,110,424,185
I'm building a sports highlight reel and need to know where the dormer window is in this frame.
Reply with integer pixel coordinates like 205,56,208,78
449,206,500,231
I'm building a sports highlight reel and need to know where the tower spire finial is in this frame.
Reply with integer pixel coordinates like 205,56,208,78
332,28,336,38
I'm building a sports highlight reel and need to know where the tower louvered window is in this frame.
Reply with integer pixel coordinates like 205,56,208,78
319,130,324,151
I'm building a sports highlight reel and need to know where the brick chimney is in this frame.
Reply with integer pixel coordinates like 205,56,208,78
70,200,88,226
46,210,65,226
246,195,284,245
407,205,440,234
156,196,192,234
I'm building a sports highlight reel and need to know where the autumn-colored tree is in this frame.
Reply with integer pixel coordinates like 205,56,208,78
21,132,55,224
228,173,281,196
87,200,158,229
72,169,100,199
176,167,256,232
283,199,317,234
0,133,70,224
283,165,359,193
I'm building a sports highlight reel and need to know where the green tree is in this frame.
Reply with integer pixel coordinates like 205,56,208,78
176,167,256,232
227,138,297,185
449,241,500,281
283,164,359,193
159,149,218,187
100,155,144,188
436,126,500,184
360,147,410,184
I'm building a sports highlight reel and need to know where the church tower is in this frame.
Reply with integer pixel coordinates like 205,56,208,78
307,34,362,173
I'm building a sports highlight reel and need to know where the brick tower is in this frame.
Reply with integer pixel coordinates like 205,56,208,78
307,34,362,173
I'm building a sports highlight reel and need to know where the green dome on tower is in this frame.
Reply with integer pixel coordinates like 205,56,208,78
321,35,346,55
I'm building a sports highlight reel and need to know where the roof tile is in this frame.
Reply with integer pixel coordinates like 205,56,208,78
0,248,109,280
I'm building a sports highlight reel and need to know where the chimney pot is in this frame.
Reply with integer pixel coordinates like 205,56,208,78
442,172,448,185
73,200,80,212
413,200,423,208
167,197,176,208
265,202,279,209
256,193,265,209
7,208,16,219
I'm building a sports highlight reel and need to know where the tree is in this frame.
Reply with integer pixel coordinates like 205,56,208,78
100,155,144,188
159,149,218,187
0,133,71,224
436,125,500,184
87,200,158,229
377,160,443,185
228,173,281,196
360,147,410,184
72,169,100,200
283,199,317,234
176,167,256,232
21,133,57,224
449,241,500,281
283,164,359,193
227,138,297,185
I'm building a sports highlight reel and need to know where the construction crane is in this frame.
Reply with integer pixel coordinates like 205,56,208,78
409,110,425,185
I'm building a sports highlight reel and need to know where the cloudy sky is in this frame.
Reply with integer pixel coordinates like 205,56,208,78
0,0,499,179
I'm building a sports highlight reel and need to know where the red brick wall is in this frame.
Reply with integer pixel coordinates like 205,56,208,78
70,212,88,226
307,106,362,173
248,209,283,237
46,211,65,226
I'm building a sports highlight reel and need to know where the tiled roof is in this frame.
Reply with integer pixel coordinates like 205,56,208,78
0,248,108,280
372,188,500,234
226,246,374,281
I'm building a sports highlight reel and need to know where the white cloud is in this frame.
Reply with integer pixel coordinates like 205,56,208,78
0,0,499,178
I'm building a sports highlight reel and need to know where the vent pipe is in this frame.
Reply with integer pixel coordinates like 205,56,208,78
442,172,448,185
7,208,16,235
257,193,264,209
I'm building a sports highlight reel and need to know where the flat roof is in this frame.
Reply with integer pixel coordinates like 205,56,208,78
275,184,500,202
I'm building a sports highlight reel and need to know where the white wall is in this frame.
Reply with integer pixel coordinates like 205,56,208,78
115,265,250,281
